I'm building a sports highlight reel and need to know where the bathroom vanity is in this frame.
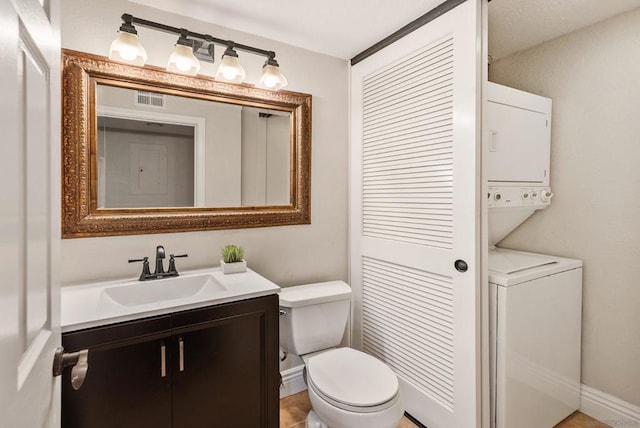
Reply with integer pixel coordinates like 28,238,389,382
60,268,280,428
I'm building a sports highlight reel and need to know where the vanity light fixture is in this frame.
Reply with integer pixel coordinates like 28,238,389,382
108,16,147,66
257,56,289,91
215,43,246,84
166,34,201,76
109,13,288,90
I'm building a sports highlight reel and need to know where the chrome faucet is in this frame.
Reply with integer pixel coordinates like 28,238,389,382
129,246,188,281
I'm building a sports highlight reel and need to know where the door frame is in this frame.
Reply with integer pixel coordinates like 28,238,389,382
97,105,207,207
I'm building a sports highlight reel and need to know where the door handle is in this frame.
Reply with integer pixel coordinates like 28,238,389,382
160,342,166,378
454,259,468,273
489,130,498,152
178,337,184,372
53,347,89,390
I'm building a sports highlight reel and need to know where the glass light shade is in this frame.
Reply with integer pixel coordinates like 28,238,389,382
109,32,147,66
257,65,288,91
215,55,246,84
166,44,200,76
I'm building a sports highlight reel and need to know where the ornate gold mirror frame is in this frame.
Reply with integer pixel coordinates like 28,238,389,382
62,49,311,238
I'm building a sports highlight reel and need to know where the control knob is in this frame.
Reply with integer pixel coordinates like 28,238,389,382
540,190,554,202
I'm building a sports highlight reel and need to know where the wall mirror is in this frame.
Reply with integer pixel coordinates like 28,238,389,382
62,49,311,238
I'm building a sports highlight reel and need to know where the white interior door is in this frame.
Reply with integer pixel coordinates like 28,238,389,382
130,143,169,195
349,1,482,426
0,0,61,426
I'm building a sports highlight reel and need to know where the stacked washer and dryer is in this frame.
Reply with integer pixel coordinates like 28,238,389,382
487,82,583,428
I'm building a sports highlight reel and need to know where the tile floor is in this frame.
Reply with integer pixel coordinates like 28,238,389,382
279,391,611,428
279,391,417,428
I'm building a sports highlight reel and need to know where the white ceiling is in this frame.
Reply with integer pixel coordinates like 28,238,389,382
131,0,640,60
130,0,449,59
489,0,640,60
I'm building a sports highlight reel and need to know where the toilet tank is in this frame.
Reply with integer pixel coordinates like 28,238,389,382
279,281,351,356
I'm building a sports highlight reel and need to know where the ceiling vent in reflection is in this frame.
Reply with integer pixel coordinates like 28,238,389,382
134,90,166,109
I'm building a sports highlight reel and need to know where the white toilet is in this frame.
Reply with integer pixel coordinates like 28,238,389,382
279,281,404,428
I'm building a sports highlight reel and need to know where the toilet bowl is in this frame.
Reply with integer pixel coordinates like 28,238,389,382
279,281,404,428
304,347,404,428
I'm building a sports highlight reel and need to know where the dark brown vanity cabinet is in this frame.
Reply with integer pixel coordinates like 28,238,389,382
62,316,173,428
62,295,279,428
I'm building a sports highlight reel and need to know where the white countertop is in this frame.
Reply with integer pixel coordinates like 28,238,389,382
61,267,280,333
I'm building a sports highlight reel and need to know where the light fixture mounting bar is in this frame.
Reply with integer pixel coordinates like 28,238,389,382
122,13,276,59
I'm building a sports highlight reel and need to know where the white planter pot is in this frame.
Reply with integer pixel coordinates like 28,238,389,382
220,259,247,274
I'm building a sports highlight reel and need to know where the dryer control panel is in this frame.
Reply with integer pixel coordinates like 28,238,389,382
488,186,552,208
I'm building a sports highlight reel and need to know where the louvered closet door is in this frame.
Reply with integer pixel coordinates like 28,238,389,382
349,1,481,427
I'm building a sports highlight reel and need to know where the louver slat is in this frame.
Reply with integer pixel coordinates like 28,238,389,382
362,37,454,249
362,257,455,409
360,36,456,411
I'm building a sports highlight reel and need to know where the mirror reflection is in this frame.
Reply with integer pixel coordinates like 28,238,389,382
96,84,292,209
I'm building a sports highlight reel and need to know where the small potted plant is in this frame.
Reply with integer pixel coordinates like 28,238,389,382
220,244,246,274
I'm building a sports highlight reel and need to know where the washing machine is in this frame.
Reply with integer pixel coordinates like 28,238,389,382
486,82,583,426
489,247,582,428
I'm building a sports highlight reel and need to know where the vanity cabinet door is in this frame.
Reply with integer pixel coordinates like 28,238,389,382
62,316,172,428
171,295,279,428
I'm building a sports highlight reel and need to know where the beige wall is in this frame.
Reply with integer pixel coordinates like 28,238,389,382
265,115,291,205
240,108,291,206
490,8,640,406
60,0,349,287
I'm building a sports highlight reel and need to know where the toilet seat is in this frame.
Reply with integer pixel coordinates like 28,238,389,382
306,348,399,413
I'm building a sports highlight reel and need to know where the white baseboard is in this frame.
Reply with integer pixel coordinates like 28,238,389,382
280,364,307,399
580,384,640,426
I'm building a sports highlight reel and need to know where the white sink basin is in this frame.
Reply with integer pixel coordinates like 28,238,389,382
100,274,226,307
61,267,280,332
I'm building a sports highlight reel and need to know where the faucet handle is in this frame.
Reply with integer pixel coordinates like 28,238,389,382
171,254,188,259
167,254,188,275
129,257,152,281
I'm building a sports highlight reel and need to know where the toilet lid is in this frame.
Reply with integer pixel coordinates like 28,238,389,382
306,348,399,408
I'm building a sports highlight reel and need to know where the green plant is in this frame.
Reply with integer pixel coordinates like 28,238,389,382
221,244,245,263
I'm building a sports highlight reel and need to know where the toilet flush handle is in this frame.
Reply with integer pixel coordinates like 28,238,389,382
278,310,288,362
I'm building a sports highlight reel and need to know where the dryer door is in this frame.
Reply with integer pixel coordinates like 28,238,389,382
486,82,552,185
